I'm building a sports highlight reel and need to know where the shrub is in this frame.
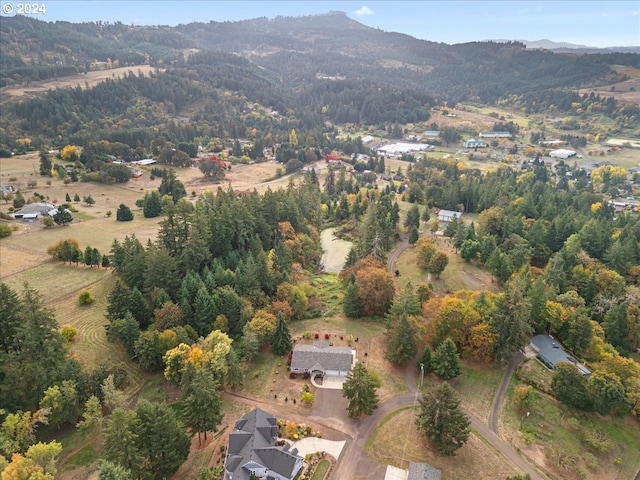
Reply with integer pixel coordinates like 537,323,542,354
289,372,297,379
324,333,330,339
78,290,95,305
0,224,12,237
314,333,319,339
583,452,598,470
60,325,78,342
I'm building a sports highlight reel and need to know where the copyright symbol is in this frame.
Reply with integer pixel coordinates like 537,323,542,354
2,3,14,14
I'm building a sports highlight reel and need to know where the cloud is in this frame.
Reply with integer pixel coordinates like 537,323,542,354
353,6,374,17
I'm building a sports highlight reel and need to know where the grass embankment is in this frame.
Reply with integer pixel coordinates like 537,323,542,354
505,361,640,480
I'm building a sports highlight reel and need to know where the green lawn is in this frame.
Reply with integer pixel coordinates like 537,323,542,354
310,459,330,479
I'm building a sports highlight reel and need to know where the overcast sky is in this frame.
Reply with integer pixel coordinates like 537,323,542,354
1,1,639,47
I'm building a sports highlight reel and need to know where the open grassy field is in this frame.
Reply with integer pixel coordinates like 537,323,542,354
395,234,498,295
366,407,521,479
443,360,504,424
502,375,640,480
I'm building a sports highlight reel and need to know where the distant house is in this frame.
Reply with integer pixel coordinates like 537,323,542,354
423,130,440,138
131,158,157,166
479,131,511,138
223,408,303,480
549,149,576,159
463,139,488,149
408,462,442,480
436,209,462,223
0,185,14,195
530,334,590,377
361,135,376,144
13,201,56,220
290,341,356,378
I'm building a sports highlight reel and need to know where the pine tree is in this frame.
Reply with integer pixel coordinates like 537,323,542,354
39,150,52,176
432,337,461,380
409,225,419,245
415,382,470,456
143,191,162,218
182,369,223,446
343,276,364,318
417,346,432,374
342,363,379,418
271,314,292,356
385,314,417,365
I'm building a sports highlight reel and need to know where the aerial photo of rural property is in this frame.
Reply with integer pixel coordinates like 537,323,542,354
1,1,639,479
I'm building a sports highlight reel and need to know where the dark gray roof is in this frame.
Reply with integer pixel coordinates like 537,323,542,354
290,341,354,374
530,334,590,375
224,408,302,480
408,462,442,480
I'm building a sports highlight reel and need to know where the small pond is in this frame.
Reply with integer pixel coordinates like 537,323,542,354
320,228,353,273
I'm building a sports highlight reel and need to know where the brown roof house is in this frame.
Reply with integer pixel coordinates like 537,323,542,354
290,341,356,378
223,408,303,480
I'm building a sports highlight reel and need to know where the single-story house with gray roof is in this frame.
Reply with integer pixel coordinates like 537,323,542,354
530,334,590,377
13,201,56,219
290,341,356,378
224,408,303,480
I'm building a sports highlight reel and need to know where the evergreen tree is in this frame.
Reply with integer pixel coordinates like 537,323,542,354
270,314,292,356
142,191,163,218
417,346,432,374
415,382,470,456
432,337,461,380
342,363,379,418
134,401,190,479
182,369,223,446
387,282,422,320
39,150,52,176
96,460,133,480
385,314,417,365
409,225,419,245
116,204,133,222
404,204,420,231
602,303,630,356
490,276,532,362
103,408,143,477
53,206,73,226
343,276,364,318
